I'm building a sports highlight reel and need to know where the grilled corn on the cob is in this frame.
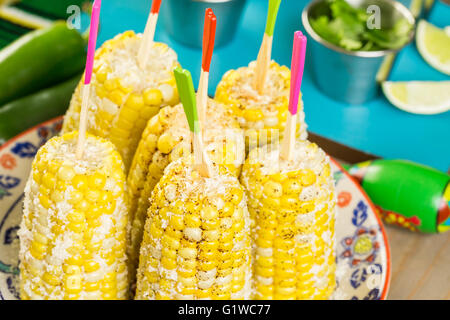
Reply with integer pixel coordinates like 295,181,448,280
19,132,129,300
63,31,180,170
240,140,336,300
127,99,244,280
215,60,308,148
135,156,252,300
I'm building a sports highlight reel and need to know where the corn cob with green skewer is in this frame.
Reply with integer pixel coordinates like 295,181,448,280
19,131,129,300
135,156,252,300
240,141,336,300
215,61,308,148
127,99,244,281
63,31,180,170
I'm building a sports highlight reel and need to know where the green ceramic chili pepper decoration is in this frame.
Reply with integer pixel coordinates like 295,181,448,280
343,160,450,233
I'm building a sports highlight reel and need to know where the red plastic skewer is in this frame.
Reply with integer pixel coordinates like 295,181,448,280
150,0,162,14
197,8,216,123
202,9,216,72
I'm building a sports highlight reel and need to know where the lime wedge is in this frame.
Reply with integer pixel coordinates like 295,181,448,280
382,81,450,115
416,20,450,75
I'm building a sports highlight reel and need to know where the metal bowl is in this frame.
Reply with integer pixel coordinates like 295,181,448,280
302,0,416,104
161,0,246,48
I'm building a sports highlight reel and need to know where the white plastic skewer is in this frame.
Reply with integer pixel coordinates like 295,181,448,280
254,33,273,94
137,0,162,69
193,130,214,177
280,112,296,160
197,70,208,124
76,84,91,159
253,0,281,94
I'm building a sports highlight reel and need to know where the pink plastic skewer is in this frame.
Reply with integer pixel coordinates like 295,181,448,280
84,0,102,85
288,31,307,115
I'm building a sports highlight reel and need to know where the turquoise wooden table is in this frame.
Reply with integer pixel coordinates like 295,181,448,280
90,0,450,172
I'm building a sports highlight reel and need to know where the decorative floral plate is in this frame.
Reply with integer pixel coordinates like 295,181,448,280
0,117,391,300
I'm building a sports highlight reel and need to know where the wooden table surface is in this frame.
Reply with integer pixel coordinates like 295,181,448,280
384,225,450,300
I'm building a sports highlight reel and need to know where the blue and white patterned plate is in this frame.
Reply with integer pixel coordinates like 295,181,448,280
0,117,391,300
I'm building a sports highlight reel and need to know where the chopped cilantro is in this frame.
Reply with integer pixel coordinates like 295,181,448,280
309,0,413,51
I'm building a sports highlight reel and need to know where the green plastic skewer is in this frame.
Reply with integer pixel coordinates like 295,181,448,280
265,0,282,36
173,66,213,177
173,67,199,133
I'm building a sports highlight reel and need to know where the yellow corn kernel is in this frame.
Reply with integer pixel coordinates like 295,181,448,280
161,234,180,250
84,261,100,273
169,215,184,230
43,272,60,286
230,188,243,204
104,78,117,91
57,166,75,181
125,94,145,110
96,69,108,83
157,133,177,154
109,90,126,106
243,108,264,122
142,106,159,119
72,175,88,191
161,257,177,270
144,89,163,106
120,107,139,124
283,179,302,194
221,202,234,217
30,242,46,260
299,169,317,186
196,288,212,299
42,172,56,188
166,228,183,239
263,180,283,198
64,275,82,294
201,206,219,220
88,173,106,189
185,214,201,228
256,255,274,268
